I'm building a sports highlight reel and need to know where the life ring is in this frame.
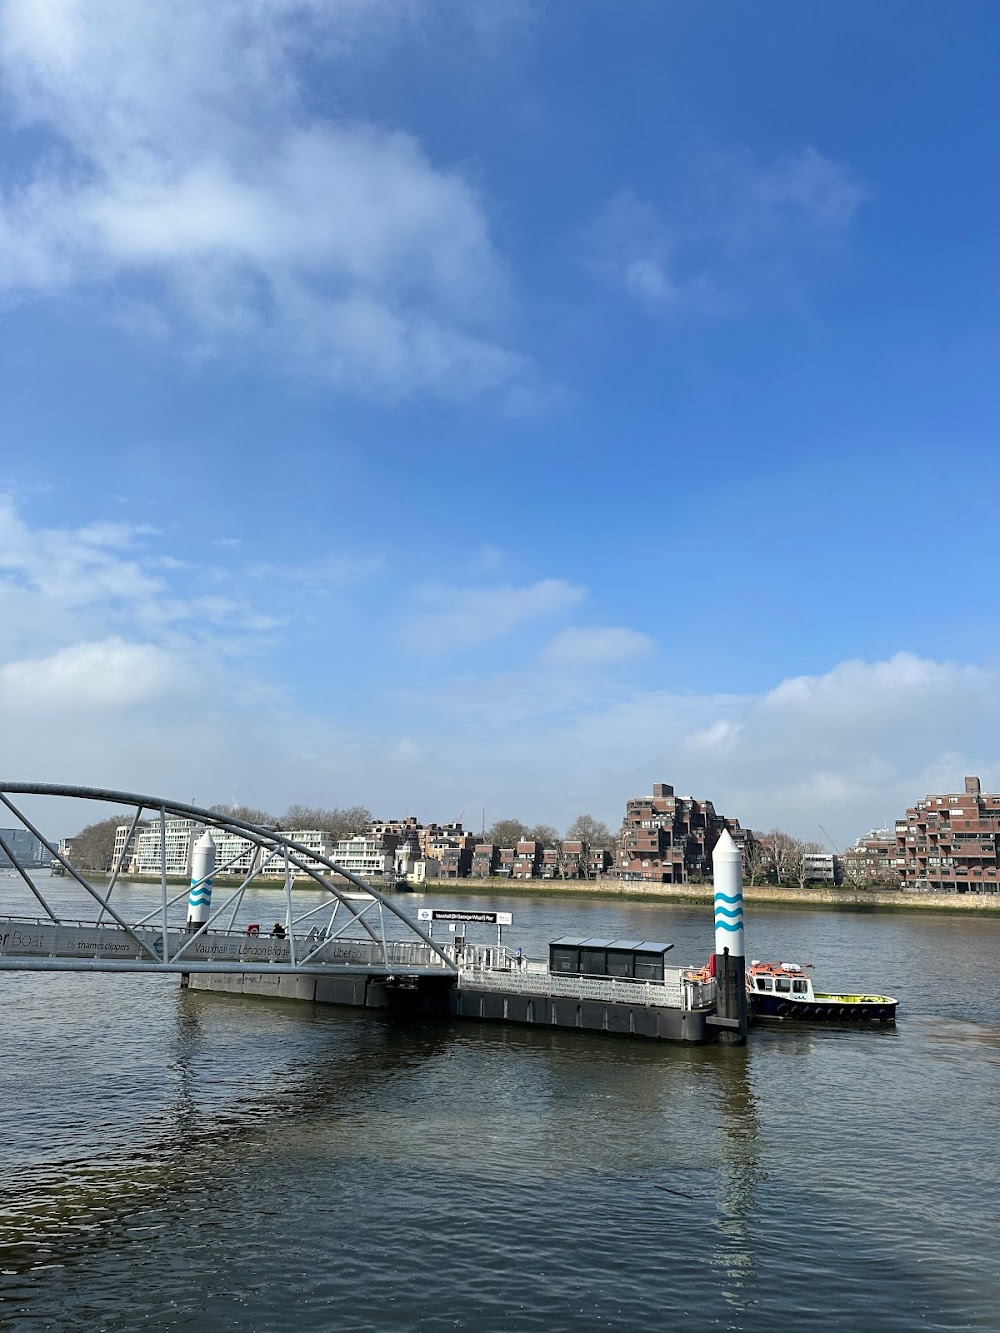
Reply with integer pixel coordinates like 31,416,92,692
247,924,260,937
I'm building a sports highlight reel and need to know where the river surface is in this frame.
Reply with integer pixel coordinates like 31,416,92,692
1,874,998,1331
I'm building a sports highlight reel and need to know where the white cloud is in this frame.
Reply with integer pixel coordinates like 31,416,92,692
684,719,742,751
2,498,997,851
589,146,862,311
0,493,281,652
0,0,525,398
388,652,1000,843
471,543,506,575
403,578,587,650
541,626,655,667
246,551,384,589
691,146,863,250
585,191,676,307
623,257,675,303
0,639,195,712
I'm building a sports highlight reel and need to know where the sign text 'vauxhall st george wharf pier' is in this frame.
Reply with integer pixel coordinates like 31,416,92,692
417,909,513,926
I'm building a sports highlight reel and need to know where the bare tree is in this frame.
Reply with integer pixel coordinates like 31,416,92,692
760,829,799,886
564,814,614,850
743,834,768,888
526,824,559,847
280,805,373,840
792,839,826,890
841,854,901,891
68,814,139,871
841,856,872,889
281,804,326,829
556,840,585,880
210,802,278,828
487,819,528,848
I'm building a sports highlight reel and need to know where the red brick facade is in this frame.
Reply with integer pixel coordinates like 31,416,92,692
893,776,1000,893
615,781,747,884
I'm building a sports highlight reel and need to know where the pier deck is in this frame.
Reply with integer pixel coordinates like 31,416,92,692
451,958,717,1042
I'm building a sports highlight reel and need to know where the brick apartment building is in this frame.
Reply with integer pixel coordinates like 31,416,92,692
615,781,748,884
513,839,543,879
894,776,1000,893
559,840,585,878
471,843,499,877
482,838,608,881
590,847,613,877
354,809,657,883
371,816,479,878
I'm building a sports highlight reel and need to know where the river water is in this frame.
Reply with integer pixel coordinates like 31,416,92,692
1,876,998,1331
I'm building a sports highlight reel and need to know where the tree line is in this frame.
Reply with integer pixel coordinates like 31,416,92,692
65,809,884,889
65,807,616,874
483,814,615,851
745,829,898,889
65,803,375,872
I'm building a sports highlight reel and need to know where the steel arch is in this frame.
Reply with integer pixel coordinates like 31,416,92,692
0,782,457,977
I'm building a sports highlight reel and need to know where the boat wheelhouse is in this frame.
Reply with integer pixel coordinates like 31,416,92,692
747,960,897,1024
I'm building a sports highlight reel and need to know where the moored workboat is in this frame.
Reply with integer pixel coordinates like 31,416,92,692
747,960,897,1023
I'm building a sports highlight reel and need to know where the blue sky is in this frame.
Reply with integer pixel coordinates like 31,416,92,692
2,1,999,842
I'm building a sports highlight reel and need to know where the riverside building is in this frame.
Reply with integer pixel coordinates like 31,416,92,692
0,828,50,868
115,820,340,878
615,782,748,885
841,828,897,887
894,776,1000,893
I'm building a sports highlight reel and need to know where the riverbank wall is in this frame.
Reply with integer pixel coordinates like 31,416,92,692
79,872,1000,915
413,878,1000,915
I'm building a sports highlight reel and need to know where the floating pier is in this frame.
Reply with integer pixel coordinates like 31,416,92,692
0,782,753,1046
186,906,740,1044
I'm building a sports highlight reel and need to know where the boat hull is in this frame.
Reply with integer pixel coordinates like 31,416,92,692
750,993,897,1024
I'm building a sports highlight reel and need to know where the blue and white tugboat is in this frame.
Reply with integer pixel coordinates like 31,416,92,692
747,961,897,1024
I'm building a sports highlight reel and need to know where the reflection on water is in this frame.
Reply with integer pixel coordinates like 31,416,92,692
712,1048,760,1318
2,880,999,1330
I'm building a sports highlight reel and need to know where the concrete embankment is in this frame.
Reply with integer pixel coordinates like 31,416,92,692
84,872,1000,915
414,878,1000,915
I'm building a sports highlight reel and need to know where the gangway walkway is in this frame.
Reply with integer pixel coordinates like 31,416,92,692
0,918,454,977
0,783,458,981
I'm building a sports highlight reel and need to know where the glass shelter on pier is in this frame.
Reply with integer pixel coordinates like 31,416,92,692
548,937,675,982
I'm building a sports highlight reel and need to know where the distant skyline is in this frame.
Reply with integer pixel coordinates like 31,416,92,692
2,2,999,843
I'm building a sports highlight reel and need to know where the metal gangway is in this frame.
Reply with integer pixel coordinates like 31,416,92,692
0,784,457,979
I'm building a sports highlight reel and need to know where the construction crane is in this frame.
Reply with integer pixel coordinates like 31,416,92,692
818,825,842,855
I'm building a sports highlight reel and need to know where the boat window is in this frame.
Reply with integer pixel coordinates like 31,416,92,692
755,978,768,991
792,979,808,993
775,977,791,992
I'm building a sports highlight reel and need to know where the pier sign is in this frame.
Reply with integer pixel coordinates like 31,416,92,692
418,909,513,926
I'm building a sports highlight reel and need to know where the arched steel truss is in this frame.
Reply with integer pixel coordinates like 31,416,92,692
0,783,456,978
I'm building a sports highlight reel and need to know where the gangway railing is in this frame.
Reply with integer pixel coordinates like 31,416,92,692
456,959,718,1011
0,918,455,976
0,784,459,979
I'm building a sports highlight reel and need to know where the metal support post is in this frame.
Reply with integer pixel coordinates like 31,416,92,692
712,829,748,1045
